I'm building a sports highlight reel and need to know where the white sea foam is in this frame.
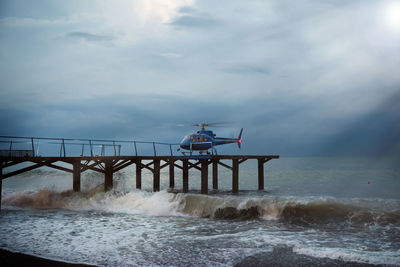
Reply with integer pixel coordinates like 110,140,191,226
91,190,185,216
293,246,400,266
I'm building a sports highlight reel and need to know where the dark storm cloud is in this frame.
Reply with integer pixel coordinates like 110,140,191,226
0,108,37,136
62,32,113,42
1,88,399,157
0,93,238,141
320,90,400,156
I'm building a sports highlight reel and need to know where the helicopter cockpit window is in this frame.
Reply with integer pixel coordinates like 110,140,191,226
182,135,193,142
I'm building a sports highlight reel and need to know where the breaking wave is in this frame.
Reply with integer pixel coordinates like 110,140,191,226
179,194,400,227
3,189,400,228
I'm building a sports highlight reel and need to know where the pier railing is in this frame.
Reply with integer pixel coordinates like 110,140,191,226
0,136,181,157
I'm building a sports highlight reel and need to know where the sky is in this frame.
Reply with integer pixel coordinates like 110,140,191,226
0,0,399,156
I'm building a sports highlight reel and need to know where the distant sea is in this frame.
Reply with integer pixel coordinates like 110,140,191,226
1,157,399,266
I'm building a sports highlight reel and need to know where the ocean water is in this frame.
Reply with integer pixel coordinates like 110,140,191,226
1,157,399,266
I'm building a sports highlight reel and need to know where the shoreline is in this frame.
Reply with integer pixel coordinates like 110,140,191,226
1,247,387,267
0,249,96,267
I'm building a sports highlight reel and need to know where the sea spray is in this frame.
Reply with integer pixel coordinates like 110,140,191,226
2,189,85,209
95,190,185,216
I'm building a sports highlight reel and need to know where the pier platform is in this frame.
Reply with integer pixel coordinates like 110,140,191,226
0,136,279,210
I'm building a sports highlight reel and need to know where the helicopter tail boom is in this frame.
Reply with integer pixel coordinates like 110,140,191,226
213,128,243,148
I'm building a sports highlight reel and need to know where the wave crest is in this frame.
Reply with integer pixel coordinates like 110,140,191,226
2,190,399,227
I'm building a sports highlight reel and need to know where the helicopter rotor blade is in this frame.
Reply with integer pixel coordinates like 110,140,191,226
191,121,233,128
206,125,227,128
206,121,232,126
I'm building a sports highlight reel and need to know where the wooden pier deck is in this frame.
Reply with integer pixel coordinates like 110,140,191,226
0,155,279,209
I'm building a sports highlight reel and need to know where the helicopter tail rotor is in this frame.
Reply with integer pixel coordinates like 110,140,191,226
237,128,243,148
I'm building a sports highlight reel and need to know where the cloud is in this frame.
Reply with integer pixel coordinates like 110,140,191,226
159,53,183,59
62,31,113,42
169,15,219,27
319,90,400,156
222,64,269,75
169,6,219,28
1,0,399,157
0,16,72,27
177,6,197,14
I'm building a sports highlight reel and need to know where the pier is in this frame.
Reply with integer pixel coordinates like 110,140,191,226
0,136,279,209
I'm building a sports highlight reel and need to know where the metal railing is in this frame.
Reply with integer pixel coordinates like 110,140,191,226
0,136,181,157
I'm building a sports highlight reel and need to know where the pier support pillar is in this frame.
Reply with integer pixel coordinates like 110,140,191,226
153,159,160,192
136,160,142,189
104,160,113,191
182,159,189,193
212,160,218,190
232,159,239,194
73,161,81,192
169,159,175,188
0,165,2,211
201,159,208,194
258,159,264,190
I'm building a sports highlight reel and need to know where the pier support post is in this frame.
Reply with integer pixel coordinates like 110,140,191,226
0,165,2,211
169,159,175,188
153,159,160,192
212,159,218,190
232,159,239,194
201,159,208,194
258,159,264,190
73,161,81,192
182,159,189,193
104,160,113,191
136,160,142,189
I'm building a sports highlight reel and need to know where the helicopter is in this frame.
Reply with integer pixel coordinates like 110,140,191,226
178,122,243,155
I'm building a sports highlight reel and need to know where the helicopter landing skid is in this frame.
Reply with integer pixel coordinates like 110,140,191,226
181,150,211,156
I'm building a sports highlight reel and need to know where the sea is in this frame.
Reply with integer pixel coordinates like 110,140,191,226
1,157,399,266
